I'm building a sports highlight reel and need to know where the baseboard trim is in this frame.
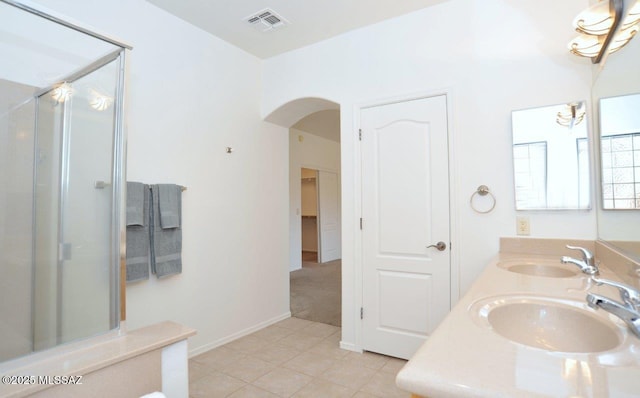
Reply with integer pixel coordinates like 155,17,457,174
339,341,361,353
188,312,291,358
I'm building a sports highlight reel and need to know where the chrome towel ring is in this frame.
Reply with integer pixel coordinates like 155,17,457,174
470,185,496,214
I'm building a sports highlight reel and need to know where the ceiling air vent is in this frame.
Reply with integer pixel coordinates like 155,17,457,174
244,8,289,32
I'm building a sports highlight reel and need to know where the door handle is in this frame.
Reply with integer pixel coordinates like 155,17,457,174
427,241,447,251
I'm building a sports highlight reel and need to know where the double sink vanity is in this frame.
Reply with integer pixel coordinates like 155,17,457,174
397,3,640,395
396,238,640,398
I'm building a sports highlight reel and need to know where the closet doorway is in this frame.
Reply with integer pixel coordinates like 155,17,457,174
301,168,319,262
294,163,342,327
301,167,340,264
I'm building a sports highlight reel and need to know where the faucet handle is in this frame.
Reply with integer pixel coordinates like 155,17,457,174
565,245,595,266
591,276,640,311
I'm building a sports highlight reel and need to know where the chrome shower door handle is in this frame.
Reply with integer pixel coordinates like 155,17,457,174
427,241,447,251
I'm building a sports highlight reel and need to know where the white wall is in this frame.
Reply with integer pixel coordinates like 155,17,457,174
263,0,596,349
289,129,341,270
32,0,290,355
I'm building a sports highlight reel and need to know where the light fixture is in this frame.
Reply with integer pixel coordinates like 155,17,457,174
574,0,640,35
569,0,640,63
51,82,73,103
89,89,113,111
570,24,639,57
556,102,586,128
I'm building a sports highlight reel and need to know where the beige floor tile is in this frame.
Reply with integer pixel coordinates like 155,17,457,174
292,379,356,398
189,320,405,398
189,372,246,398
307,339,350,360
192,346,247,371
358,370,411,398
227,384,280,398
342,351,389,370
320,360,377,390
352,392,382,398
283,351,336,377
253,343,303,365
324,330,342,343
188,361,210,382
222,356,276,382
276,317,316,331
277,331,324,351
226,335,268,354
299,322,340,338
253,368,313,397
252,325,295,343
380,357,408,374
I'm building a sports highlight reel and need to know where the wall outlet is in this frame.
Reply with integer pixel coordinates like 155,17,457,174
516,216,530,236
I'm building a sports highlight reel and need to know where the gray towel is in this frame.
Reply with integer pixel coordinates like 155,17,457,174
150,185,182,278
126,183,150,282
157,184,181,229
126,181,146,226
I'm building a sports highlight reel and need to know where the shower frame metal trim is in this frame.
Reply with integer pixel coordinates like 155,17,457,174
0,0,132,50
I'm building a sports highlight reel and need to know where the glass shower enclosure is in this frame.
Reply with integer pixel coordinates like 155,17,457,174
0,1,128,362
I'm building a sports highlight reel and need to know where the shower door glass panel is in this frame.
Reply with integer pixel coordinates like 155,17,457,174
33,93,63,351
0,83,36,361
33,58,119,349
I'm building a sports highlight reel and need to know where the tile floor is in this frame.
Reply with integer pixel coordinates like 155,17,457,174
189,317,410,397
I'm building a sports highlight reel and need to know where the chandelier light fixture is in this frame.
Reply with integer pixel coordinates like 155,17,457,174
569,0,640,63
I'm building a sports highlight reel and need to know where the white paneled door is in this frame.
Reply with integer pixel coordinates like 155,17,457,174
361,95,451,359
318,170,341,262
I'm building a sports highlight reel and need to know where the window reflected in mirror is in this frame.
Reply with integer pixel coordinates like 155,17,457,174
511,102,591,210
600,93,640,209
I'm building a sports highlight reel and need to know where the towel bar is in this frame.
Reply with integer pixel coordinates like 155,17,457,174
97,181,187,191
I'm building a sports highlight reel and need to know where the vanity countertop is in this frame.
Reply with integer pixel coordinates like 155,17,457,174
396,252,640,398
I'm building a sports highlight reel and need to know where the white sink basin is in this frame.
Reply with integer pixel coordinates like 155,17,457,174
497,260,580,278
470,296,622,353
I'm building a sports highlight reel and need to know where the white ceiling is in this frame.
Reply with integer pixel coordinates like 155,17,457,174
145,0,450,59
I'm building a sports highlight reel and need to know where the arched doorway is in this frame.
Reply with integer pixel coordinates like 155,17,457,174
264,97,342,326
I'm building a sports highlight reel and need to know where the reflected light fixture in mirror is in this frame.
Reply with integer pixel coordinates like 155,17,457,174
89,89,114,111
569,0,640,62
51,82,73,103
50,82,114,111
556,102,586,128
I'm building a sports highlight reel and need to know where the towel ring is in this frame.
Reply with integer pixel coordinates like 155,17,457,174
470,185,496,214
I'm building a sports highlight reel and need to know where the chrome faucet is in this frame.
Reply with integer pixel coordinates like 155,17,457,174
561,245,599,275
592,276,640,310
587,277,640,339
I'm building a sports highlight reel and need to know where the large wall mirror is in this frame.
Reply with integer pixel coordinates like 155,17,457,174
0,1,128,363
511,102,591,210
592,2,640,262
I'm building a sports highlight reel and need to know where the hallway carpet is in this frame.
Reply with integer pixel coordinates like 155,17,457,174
290,256,341,327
